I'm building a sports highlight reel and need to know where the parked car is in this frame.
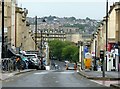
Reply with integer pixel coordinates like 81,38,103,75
23,54,41,70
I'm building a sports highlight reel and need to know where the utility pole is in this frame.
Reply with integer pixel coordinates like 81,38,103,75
40,30,43,69
35,16,37,50
103,0,108,77
94,40,97,71
40,30,42,55
2,0,4,58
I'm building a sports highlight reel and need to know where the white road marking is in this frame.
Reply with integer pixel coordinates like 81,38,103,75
34,72,48,75
34,71,75,75
60,71,75,74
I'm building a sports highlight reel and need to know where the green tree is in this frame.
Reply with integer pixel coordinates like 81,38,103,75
62,45,79,62
49,40,79,62
49,40,65,61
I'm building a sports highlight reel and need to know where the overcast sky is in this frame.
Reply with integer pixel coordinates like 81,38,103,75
17,0,120,20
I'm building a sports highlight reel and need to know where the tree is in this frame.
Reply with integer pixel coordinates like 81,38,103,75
62,45,78,62
48,40,79,62
49,40,65,61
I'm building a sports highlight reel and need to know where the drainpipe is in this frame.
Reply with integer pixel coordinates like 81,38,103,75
2,0,4,58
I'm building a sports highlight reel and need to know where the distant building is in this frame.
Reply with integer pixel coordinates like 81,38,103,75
30,23,84,44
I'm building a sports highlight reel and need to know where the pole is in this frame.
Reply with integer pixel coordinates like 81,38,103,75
103,0,108,77
81,41,83,70
2,0,4,58
94,40,97,71
40,30,43,69
118,44,120,72
117,2,120,72
40,30,42,53
35,16,37,50
81,43,82,70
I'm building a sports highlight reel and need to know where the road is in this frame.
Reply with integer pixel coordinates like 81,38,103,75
2,70,106,87
2,60,106,88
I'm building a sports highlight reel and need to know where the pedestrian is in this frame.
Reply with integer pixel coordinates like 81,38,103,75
66,63,68,70
16,56,21,72
74,62,77,70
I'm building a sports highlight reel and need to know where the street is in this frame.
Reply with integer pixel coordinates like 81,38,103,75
1,1,120,89
2,60,106,88
2,70,106,87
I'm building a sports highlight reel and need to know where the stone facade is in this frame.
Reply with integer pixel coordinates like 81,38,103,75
15,7,35,51
0,0,36,54
91,2,120,56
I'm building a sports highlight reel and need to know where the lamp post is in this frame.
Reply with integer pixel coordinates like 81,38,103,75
103,0,108,77
40,19,46,69
2,0,4,58
92,33,97,71
94,40,97,71
35,16,37,50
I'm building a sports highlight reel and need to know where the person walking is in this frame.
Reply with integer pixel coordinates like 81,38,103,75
74,62,77,70
16,56,21,72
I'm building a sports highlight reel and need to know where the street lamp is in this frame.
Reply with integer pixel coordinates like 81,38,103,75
94,39,97,71
40,19,46,70
38,29,44,70
102,0,108,77
92,33,97,71
33,16,38,50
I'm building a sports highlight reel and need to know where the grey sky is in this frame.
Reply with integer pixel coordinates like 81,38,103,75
18,0,120,20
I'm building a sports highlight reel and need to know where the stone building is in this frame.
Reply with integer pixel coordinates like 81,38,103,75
15,7,35,51
90,2,120,71
0,0,36,57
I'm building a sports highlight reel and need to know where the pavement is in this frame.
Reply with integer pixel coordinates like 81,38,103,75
0,69,36,81
78,70,120,80
77,68,120,88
